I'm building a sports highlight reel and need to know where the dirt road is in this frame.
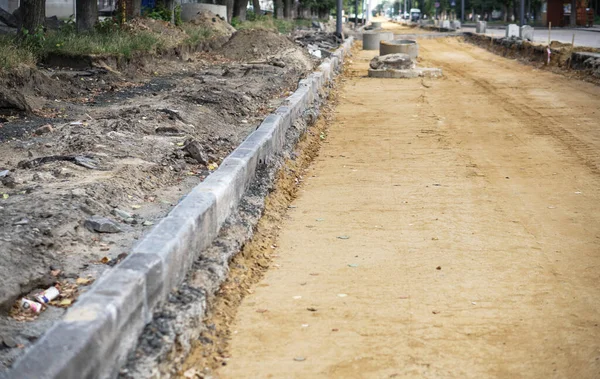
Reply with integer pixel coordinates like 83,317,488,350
191,37,600,378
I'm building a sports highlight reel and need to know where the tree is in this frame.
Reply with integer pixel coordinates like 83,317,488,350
76,0,98,32
284,0,293,18
18,0,45,36
233,0,248,21
115,0,141,22
275,0,284,18
252,0,261,14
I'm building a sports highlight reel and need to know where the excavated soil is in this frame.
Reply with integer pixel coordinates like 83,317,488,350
0,27,322,371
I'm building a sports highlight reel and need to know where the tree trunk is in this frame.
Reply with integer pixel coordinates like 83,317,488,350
570,0,576,26
284,0,292,19
233,0,247,21
275,0,284,18
76,0,98,32
252,0,260,14
115,0,141,21
18,0,45,35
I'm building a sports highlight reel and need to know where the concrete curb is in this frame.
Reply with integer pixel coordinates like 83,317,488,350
4,37,355,379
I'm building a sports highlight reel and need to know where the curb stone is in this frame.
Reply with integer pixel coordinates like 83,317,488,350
3,36,355,379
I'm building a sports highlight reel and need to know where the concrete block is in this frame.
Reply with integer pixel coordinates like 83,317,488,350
380,39,418,59
257,114,286,154
132,216,205,293
441,20,450,29
362,32,394,50
368,67,443,78
476,21,487,33
275,106,293,134
224,147,260,185
450,20,461,29
196,161,249,225
520,25,534,41
238,128,274,165
117,253,165,311
506,24,519,38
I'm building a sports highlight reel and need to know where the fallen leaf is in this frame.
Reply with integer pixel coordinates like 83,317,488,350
347,264,359,268
294,357,306,362
131,205,141,209
100,256,110,264
59,299,73,306
256,309,268,313
306,307,317,312
76,278,92,285
436,266,442,270
337,236,350,240
332,328,339,332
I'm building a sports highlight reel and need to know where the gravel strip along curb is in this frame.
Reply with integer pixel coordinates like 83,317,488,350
3,36,354,379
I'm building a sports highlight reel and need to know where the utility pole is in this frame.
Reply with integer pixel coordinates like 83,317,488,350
336,0,343,37
461,0,464,21
520,0,525,25
355,0,358,28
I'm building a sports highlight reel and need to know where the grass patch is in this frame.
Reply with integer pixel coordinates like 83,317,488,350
42,29,163,58
0,36,36,70
0,18,218,71
181,24,213,45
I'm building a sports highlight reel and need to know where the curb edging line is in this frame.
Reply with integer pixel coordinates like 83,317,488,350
5,36,355,379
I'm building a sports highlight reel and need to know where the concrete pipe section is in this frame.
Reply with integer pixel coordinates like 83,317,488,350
371,21,383,29
380,39,419,59
363,32,394,50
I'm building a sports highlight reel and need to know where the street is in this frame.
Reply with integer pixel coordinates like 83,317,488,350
196,34,600,378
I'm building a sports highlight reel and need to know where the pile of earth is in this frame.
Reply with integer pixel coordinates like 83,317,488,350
189,11,236,37
218,28,315,72
0,66,76,114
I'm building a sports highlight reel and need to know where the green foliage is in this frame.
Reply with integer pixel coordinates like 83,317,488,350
145,5,172,22
174,5,182,26
181,24,213,45
95,18,119,34
20,26,46,49
144,5,182,25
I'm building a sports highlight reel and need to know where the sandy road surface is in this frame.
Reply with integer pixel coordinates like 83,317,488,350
191,37,600,378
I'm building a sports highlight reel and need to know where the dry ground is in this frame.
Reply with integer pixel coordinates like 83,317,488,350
184,36,600,377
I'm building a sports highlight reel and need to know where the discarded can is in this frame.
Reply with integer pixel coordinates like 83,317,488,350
21,299,42,313
35,286,60,304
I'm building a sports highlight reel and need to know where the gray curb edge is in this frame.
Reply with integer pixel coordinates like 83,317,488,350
4,36,354,379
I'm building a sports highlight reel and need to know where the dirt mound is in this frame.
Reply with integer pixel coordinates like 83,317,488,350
190,11,236,37
218,29,314,72
0,66,74,114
